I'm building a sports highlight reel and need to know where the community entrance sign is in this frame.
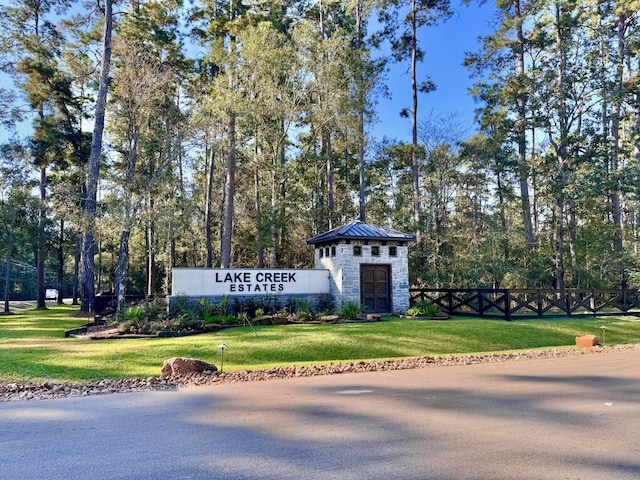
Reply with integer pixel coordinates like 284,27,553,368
170,221,414,314
172,268,330,296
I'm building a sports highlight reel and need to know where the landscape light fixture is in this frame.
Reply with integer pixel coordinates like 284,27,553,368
217,343,227,372
600,326,607,345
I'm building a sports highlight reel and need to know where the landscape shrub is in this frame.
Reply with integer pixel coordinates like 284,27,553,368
115,295,339,332
340,301,363,320
294,298,312,314
405,299,441,317
260,294,282,314
316,294,336,315
118,317,153,335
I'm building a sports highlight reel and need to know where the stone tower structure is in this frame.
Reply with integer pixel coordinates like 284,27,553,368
307,221,415,313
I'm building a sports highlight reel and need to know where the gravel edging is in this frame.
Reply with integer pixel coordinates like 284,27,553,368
3,343,640,402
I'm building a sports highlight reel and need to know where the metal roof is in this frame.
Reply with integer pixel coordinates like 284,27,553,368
306,221,416,245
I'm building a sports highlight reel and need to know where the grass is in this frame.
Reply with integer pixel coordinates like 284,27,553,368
1,303,640,383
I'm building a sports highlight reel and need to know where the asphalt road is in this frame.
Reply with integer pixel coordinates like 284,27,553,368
1,350,639,480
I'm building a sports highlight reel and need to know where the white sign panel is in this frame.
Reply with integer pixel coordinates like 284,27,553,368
172,268,330,296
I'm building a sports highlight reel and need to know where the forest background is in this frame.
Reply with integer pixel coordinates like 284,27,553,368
1,0,639,312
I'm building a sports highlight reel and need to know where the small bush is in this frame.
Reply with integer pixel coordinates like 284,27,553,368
284,298,297,315
198,298,217,323
216,296,230,315
208,314,240,325
121,299,169,323
340,301,363,320
406,300,441,317
295,298,312,314
237,297,258,316
123,305,143,321
150,318,182,333
316,294,336,315
172,295,193,316
119,318,153,335
175,315,205,331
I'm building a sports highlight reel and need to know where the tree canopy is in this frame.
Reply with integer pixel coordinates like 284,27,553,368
1,0,640,310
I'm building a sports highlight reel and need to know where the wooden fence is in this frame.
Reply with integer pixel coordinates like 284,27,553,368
410,288,640,320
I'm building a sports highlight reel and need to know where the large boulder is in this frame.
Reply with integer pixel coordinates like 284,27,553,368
161,357,217,377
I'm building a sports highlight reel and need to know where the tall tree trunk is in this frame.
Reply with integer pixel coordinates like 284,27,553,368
81,0,112,315
3,234,15,314
277,120,287,263
220,12,237,269
358,111,367,223
496,171,509,262
410,0,421,232
356,0,367,223
114,230,131,309
147,195,156,297
115,129,139,311
270,167,277,268
567,198,578,287
97,235,103,293
531,128,539,234
514,0,536,250
324,131,334,230
72,233,80,305
255,166,265,268
36,165,47,310
554,180,567,294
56,219,64,305
552,1,569,301
205,143,216,268
220,115,236,268
610,12,626,257
167,220,175,292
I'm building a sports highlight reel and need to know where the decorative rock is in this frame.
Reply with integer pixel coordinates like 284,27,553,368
161,357,218,377
575,335,599,347
270,315,289,325
251,315,273,325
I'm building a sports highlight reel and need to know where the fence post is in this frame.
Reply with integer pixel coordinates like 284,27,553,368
537,289,543,318
505,289,511,321
448,290,454,314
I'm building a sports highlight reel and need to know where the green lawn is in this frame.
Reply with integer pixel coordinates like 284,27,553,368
1,303,639,383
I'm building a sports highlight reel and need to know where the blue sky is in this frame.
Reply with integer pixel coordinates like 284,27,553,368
371,1,498,142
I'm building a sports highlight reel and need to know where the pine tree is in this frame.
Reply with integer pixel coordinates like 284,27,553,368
377,0,452,233
0,0,81,309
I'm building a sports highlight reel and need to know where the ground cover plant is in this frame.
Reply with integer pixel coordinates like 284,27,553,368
404,299,442,317
1,303,640,383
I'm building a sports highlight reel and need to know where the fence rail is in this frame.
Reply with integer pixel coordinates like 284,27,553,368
410,288,640,320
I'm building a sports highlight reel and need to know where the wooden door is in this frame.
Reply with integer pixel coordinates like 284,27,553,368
360,264,391,312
